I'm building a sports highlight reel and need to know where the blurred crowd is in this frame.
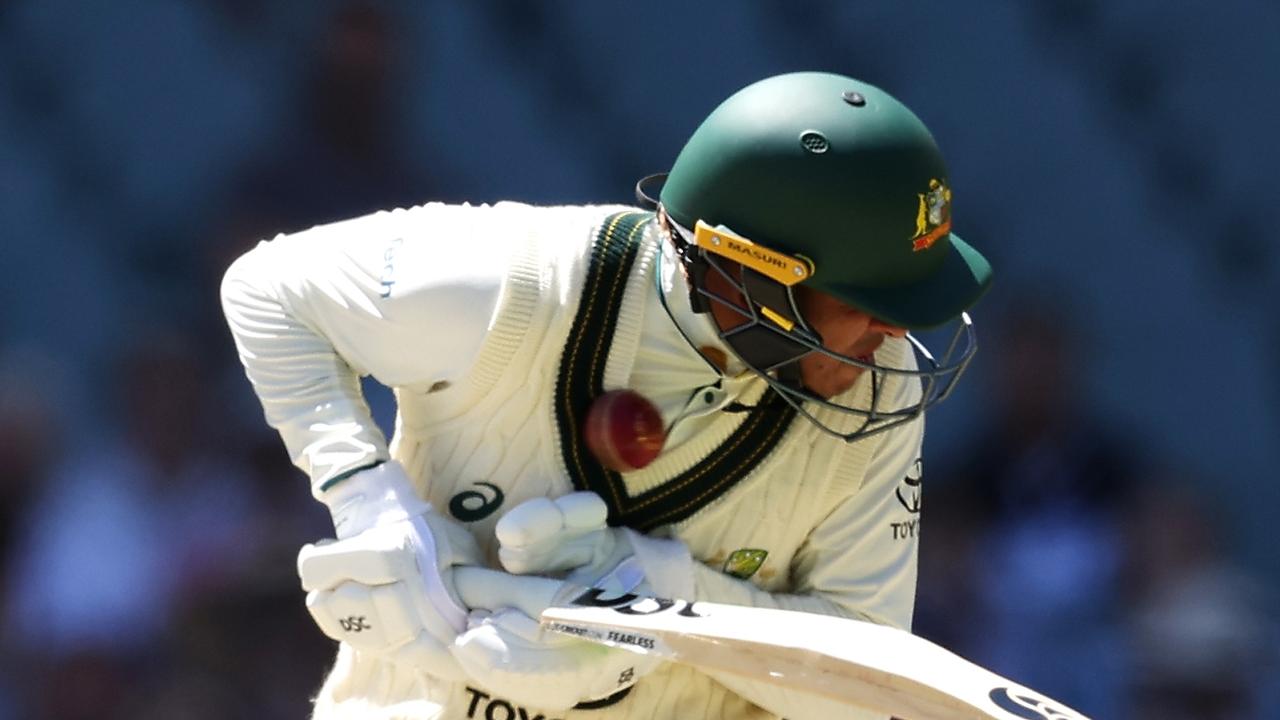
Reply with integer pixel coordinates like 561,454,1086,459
1,3,413,717
1,2,1276,718
914,297,1280,719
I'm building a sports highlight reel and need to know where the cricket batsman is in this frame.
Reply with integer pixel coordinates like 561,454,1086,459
221,72,993,719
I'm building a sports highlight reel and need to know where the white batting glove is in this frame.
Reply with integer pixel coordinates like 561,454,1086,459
450,570,663,711
443,492,694,709
297,460,481,680
496,492,695,600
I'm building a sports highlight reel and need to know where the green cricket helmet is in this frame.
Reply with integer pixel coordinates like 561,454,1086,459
642,71,993,442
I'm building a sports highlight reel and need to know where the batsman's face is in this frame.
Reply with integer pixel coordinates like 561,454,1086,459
794,287,906,400
700,260,905,399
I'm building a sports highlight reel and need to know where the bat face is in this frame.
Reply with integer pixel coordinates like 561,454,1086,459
541,589,1090,720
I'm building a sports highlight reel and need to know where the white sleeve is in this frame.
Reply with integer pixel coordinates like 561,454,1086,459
220,203,513,492
689,407,924,719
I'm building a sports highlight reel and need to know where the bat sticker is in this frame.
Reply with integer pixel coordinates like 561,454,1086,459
988,687,1085,720
568,588,707,618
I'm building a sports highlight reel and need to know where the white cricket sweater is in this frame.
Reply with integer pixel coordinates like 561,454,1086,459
221,202,924,720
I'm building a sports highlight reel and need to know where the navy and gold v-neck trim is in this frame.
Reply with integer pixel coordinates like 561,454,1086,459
554,211,799,532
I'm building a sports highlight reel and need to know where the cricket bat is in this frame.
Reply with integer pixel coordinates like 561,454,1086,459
539,587,1089,720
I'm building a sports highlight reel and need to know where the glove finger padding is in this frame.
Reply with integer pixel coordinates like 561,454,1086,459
451,608,661,711
304,580,419,651
496,492,613,575
414,512,482,614
298,509,482,679
493,497,563,546
298,530,419,590
305,581,466,680
453,567,566,621
554,491,611,529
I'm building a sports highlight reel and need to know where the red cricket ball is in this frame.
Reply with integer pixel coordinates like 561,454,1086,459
583,389,666,472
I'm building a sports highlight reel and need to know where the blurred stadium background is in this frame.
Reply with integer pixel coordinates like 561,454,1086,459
1,1,1277,718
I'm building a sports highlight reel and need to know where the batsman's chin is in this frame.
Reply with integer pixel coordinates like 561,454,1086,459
800,366,866,400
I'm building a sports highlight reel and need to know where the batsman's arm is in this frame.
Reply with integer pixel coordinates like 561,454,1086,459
219,203,507,490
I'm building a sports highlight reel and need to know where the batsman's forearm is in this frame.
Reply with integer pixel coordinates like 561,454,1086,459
221,244,389,489
692,562,870,620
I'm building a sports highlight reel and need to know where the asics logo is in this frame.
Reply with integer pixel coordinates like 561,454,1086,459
895,457,922,514
449,482,505,522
